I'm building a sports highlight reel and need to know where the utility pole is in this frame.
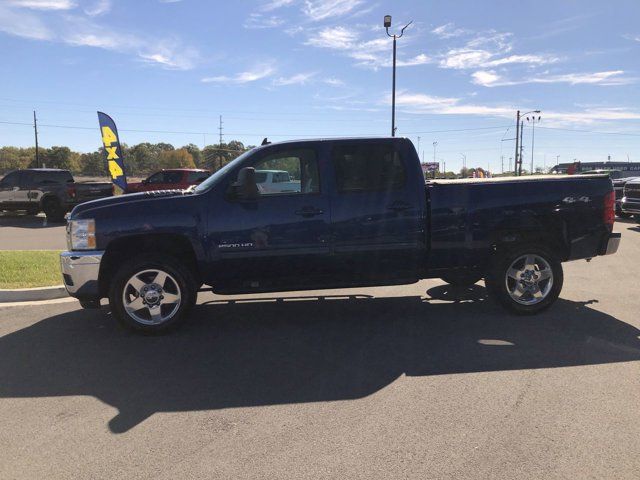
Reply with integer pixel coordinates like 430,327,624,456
384,15,412,137
33,110,40,168
514,110,520,176
519,118,524,175
432,141,438,163
556,155,560,166
417,136,420,155
218,115,223,170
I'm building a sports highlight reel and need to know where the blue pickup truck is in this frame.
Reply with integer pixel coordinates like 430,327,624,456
60,137,620,333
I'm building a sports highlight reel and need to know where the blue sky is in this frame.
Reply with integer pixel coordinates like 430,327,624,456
1,0,639,172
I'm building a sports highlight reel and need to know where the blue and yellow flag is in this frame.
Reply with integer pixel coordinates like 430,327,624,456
97,111,127,195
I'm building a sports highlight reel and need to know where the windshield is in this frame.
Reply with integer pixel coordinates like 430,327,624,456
193,148,257,193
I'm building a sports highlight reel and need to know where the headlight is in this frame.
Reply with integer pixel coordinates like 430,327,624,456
68,219,96,250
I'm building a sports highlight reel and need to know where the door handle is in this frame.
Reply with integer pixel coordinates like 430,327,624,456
387,201,411,212
295,207,324,218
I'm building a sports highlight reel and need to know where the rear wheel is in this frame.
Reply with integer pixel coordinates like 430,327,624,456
486,246,563,315
42,198,65,222
109,255,197,333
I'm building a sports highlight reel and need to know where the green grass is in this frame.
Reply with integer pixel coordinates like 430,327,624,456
0,250,63,289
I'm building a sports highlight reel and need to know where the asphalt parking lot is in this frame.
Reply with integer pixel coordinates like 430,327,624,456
0,219,639,479
0,212,67,250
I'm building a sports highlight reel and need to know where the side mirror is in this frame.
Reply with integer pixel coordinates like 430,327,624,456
230,167,259,200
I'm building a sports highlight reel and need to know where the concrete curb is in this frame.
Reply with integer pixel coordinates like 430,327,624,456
0,286,68,303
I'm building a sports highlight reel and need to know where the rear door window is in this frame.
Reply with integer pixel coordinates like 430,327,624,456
332,143,405,193
186,171,210,183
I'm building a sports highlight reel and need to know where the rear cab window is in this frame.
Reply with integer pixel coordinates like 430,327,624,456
331,143,406,193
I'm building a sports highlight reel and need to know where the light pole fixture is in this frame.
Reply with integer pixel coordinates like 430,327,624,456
526,113,542,174
459,153,466,171
384,15,412,137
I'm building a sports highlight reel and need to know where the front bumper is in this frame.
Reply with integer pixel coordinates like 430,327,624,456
60,250,104,299
621,196,640,215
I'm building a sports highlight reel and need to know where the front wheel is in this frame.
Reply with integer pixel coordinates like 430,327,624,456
485,246,563,315
109,256,197,333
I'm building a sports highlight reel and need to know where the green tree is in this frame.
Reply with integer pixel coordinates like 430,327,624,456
182,143,202,167
158,148,195,169
79,151,106,176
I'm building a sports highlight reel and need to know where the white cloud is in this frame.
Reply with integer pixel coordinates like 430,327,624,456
431,23,467,39
0,5,200,69
437,30,558,71
305,25,358,49
7,0,76,9
472,69,634,87
243,13,284,29
260,0,296,11
392,89,640,125
623,33,640,42
272,72,316,86
471,70,501,87
302,0,364,21
0,4,53,40
305,26,429,69
202,64,276,84
323,77,345,86
83,0,111,16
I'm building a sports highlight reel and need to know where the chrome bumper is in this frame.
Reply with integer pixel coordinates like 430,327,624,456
60,251,104,298
603,233,621,256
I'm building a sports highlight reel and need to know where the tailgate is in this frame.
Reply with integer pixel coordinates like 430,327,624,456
74,183,113,201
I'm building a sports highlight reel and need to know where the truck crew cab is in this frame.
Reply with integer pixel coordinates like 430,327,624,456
60,138,620,333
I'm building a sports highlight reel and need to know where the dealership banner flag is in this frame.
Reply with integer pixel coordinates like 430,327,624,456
97,111,127,194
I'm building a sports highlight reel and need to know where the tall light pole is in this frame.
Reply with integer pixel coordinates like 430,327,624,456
526,114,541,174
459,153,466,173
384,15,412,137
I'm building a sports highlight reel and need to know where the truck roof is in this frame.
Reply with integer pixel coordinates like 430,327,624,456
160,168,209,172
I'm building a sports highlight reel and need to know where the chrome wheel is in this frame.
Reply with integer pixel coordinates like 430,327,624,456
504,254,553,305
122,269,181,325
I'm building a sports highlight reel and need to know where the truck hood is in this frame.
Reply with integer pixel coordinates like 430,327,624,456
69,189,188,219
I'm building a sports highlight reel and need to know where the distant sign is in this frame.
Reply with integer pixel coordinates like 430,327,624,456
421,162,439,174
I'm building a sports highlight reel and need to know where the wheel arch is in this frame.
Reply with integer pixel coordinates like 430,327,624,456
99,233,201,297
489,214,569,261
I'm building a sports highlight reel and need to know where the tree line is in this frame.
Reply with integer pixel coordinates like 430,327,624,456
0,140,254,177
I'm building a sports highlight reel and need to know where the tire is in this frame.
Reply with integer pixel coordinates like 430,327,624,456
440,272,483,287
108,255,197,333
485,245,563,315
42,198,65,223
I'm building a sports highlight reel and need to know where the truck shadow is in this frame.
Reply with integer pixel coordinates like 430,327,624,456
1,292,639,434
0,213,60,229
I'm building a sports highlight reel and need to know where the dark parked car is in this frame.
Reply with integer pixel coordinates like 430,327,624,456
579,170,639,217
621,178,640,221
60,137,620,333
0,169,112,222
126,169,210,193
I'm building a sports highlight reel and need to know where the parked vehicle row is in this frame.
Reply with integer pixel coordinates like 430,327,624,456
579,169,640,217
0,168,213,221
60,137,620,334
0,168,113,222
621,177,640,221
